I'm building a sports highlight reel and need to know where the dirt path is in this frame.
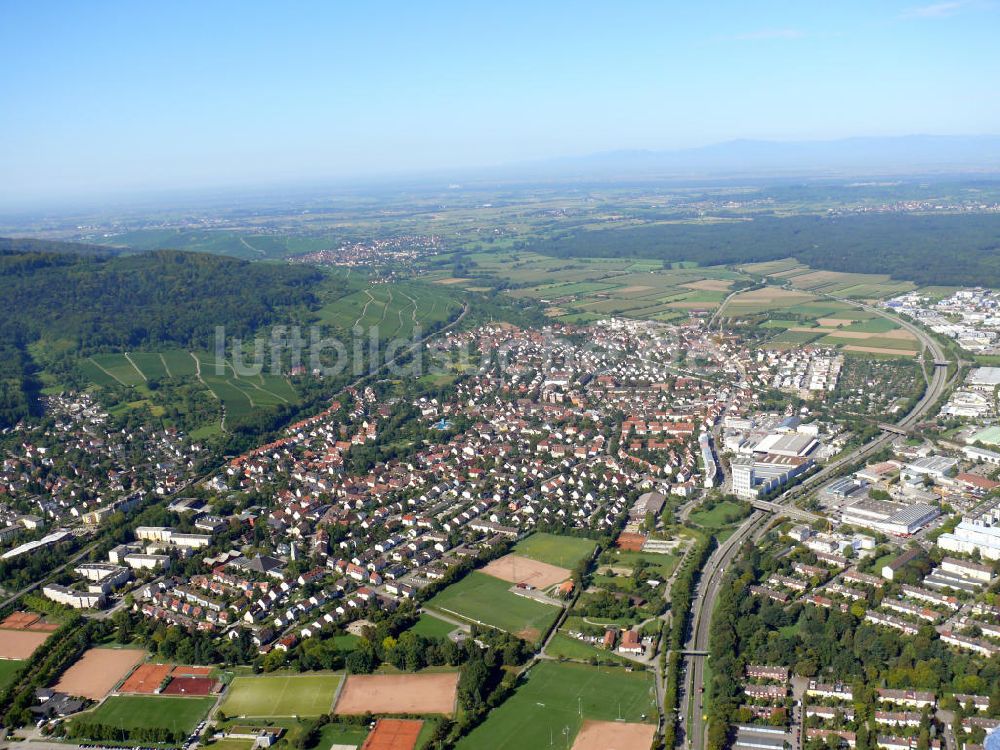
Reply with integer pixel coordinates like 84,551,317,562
352,289,376,328
159,353,173,378
239,236,265,256
397,289,419,330
87,358,127,386
123,352,147,381
191,352,226,432
376,288,393,329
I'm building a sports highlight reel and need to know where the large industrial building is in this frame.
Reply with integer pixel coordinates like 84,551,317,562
841,497,940,536
937,498,1000,561
729,424,822,499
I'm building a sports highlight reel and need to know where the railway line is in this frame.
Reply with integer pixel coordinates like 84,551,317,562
675,295,956,749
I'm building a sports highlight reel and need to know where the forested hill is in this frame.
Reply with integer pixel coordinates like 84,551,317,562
0,243,323,351
0,236,120,256
0,240,326,429
526,213,1000,288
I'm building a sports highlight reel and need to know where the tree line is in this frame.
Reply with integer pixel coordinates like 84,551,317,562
525,213,1000,288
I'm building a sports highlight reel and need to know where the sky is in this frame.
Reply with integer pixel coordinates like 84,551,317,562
1,0,999,206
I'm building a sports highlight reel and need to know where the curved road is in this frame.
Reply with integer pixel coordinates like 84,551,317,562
676,295,956,749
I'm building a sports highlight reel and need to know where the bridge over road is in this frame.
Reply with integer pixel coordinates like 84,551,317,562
750,499,821,523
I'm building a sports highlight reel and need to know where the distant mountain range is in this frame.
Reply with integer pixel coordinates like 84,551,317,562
503,135,1000,180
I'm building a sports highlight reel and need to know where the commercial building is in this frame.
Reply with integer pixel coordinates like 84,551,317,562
135,526,211,549
842,498,940,536
42,584,104,609
937,499,1000,561
732,454,813,499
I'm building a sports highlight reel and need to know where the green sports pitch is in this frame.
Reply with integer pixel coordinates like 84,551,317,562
77,695,215,736
425,572,560,643
219,673,343,717
456,661,657,750
513,532,596,568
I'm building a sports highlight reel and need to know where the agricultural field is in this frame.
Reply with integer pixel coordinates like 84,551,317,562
442,250,746,323
76,348,299,432
740,259,915,299
512,532,597,569
95,228,338,260
718,274,921,358
218,673,343,718
425,572,561,643
315,280,463,339
455,661,657,750
75,695,215,736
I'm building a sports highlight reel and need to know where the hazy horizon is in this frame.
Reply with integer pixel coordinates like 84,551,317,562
3,1,1000,207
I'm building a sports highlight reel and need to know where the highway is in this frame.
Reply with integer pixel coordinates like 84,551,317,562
675,295,957,750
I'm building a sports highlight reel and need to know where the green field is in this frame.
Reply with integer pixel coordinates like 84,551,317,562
318,723,369,748
160,350,199,378
77,348,299,430
316,280,462,338
544,633,631,665
426,572,560,642
89,353,147,387
689,500,749,530
219,673,343,717
77,695,215,735
0,660,23,693
513,533,596,568
408,614,459,640
456,661,656,750
768,329,823,346
458,251,744,322
603,548,681,580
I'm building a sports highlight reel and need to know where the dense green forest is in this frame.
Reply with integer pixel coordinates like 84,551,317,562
0,236,118,256
0,239,326,429
0,241,322,351
526,213,1000,287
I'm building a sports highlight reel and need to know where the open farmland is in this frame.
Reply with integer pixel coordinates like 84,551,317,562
334,672,459,716
425,572,561,642
457,250,746,322
74,695,215,737
456,661,657,750
740,258,916,298
219,673,343,717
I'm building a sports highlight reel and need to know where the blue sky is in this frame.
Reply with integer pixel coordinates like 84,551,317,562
1,0,998,204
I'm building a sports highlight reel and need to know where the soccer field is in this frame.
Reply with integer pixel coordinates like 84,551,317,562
426,572,560,643
219,673,343,717
80,695,215,735
456,661,657,750
513,533,596,568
